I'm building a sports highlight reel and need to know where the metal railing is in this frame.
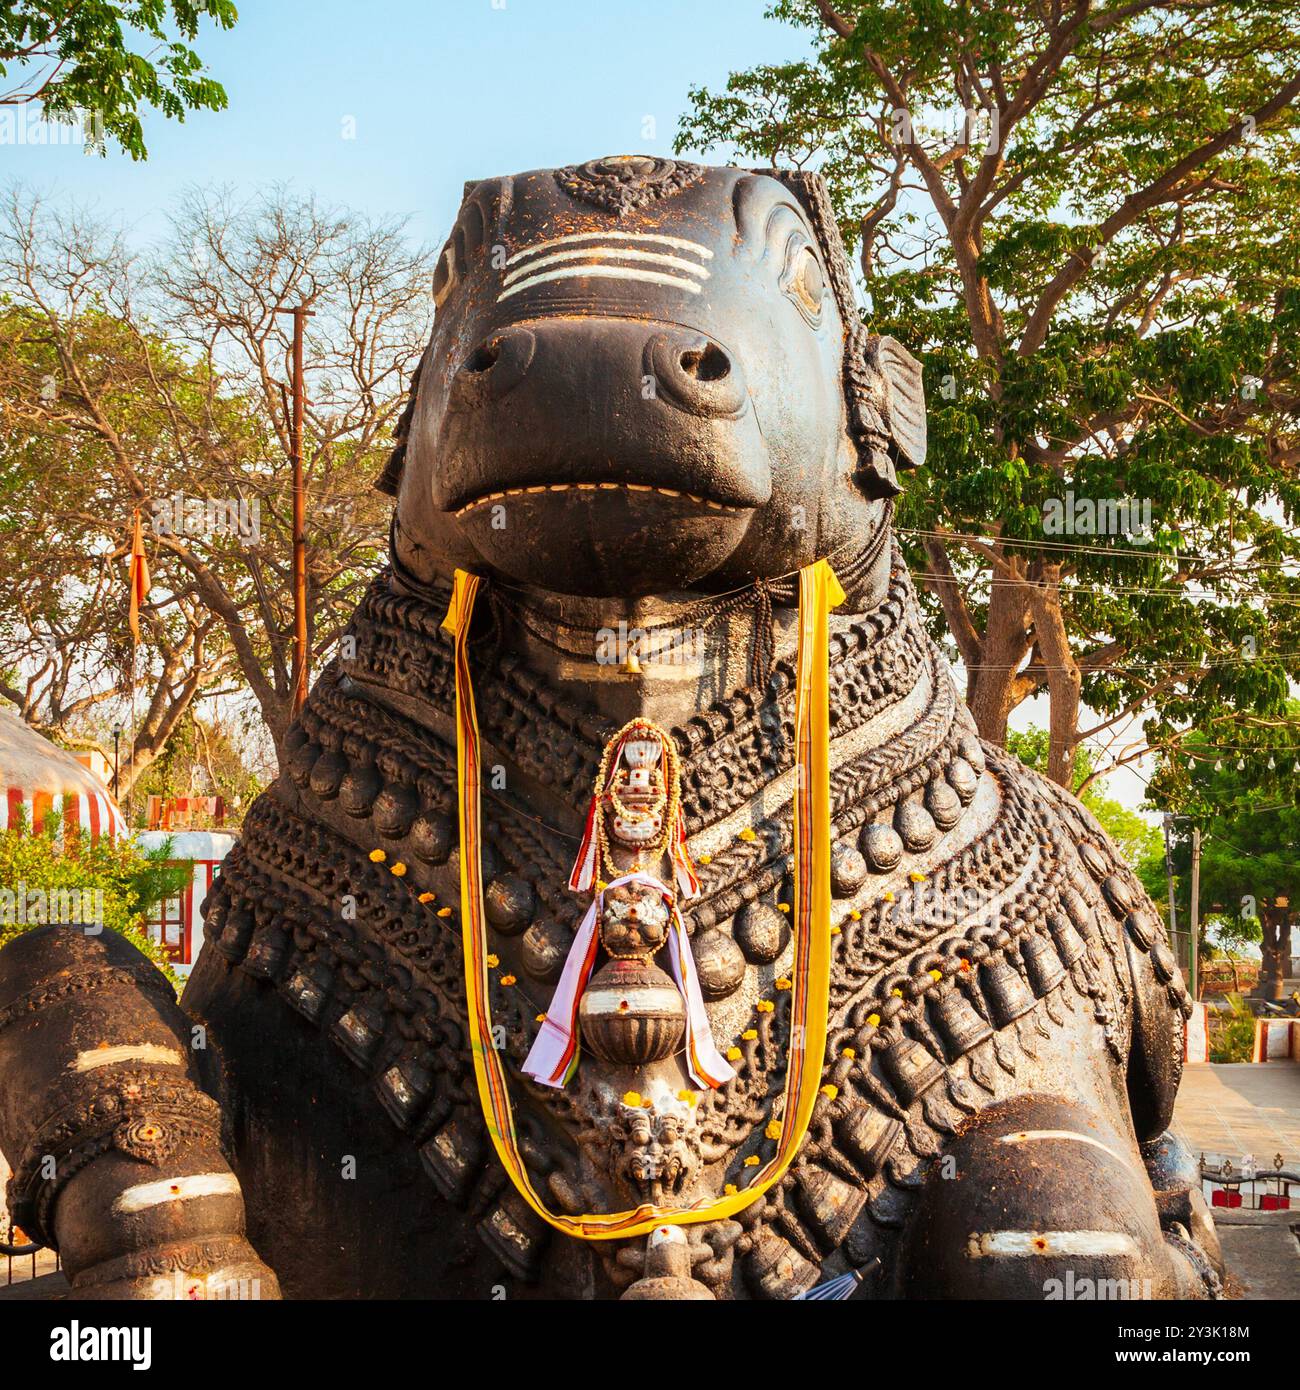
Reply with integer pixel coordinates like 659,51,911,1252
1199,1153,1297,1210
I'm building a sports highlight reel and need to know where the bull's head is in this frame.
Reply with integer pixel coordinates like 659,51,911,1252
382,156,925,598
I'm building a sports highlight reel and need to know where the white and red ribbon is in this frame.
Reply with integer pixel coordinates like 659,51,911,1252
523,871,734,1091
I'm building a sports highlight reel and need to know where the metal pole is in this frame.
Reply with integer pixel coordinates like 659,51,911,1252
1162,813,1180,968
1189,826,1201,1000
277,305,314,719
291,307,308,718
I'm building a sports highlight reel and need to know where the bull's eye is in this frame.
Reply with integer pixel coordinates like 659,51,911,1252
781,238,826,325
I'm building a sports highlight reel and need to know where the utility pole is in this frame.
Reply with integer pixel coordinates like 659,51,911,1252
1189,826,1201,1000
277,304,314,718
1162,813,1180,960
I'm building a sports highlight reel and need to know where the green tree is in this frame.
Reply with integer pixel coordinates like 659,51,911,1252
0,818,190,983
1150,717,1300,997
0,0,235,158
680,1,1300,788
0,187,431,768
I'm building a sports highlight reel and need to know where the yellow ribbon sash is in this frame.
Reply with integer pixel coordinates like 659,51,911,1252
442,559,845,1239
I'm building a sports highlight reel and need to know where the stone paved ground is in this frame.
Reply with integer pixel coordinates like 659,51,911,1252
1173,1060,1300,1169
0,1245,66,1299
1173,1061,1300,1301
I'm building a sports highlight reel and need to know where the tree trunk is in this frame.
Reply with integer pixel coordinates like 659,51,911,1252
1256,906,1290,1000
1025,569,1082,787
967,582,1032,746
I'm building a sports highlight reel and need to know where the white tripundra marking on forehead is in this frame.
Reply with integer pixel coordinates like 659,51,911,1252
498,229,714,300
113,1171,241,1214
502,246,709,289
505,230,713,265
71,1043,185,1073
966,1230,1139,1259
499,263,703,301
997,1129,1131,1167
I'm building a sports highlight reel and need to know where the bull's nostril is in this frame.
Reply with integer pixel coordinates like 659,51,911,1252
679,343,730,382
464,340,502,373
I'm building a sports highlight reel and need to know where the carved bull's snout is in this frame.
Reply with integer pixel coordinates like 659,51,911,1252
447,322,748,422
434,316,769,596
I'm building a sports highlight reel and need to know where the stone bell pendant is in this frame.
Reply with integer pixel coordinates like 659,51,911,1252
1021,933,1066,997
580,880,686,1065
931,985,993,1059
981,955,1037,1027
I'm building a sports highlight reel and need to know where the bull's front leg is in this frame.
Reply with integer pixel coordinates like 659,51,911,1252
0,925,278,1300
897,1096,1221,1300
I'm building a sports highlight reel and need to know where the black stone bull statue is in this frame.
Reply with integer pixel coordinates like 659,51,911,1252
0,156,1221,1300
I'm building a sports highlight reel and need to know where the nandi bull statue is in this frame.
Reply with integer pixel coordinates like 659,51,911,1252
0,156,1221,1300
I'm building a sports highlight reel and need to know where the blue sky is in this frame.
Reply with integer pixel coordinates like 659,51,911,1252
0,0,806,248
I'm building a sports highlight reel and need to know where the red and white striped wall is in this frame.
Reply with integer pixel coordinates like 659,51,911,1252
2,785,128,841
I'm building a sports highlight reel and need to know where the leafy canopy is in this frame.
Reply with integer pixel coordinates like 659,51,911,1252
0,1,236,158
679,2,1300,787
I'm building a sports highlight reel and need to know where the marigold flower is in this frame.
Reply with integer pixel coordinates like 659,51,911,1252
726,1046,742,1061
883,892,895,903
417,892,435,904
535,1014,546,1024
743,1155,759,1167
622,1091,642,1108
867,1013,881,1028
776,901,791,913
390,862,407,877
486,953,499,968
775,977,792,991
765,1119,783,1141
698,853,713,865
678,1090,698,1106
738,828,757,842
841,1047,856,1059
741,1028,757,1041
368,848,386,863
755,999,775,1013
500,975,516,987
820,1084,839,1100
437,906,452,918
909,871,926,883
724,1183,738,1195
850,910,862,920
928,968,942,982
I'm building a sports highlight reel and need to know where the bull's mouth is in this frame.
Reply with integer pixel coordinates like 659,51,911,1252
450,479,756,520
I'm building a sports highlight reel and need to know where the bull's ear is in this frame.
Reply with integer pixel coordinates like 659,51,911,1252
866,334,927,469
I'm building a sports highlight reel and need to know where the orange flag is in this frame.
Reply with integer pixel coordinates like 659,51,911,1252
128,509,151,644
